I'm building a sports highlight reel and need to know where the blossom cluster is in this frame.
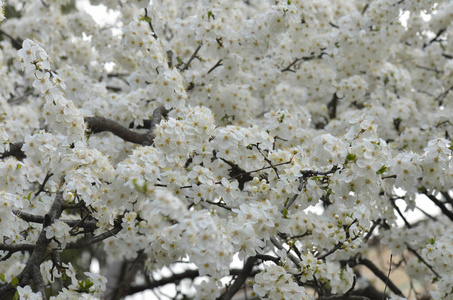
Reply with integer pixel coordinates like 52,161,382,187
0,0,453,299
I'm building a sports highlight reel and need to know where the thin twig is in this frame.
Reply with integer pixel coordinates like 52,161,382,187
65,222,122,249
405,244,440,278
207,59,223,74
382,254,393,300
35,173,54,196
389,198,411,228
179,43,202,72
424,192,453,221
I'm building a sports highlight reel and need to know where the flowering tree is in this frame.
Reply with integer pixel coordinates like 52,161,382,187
0,0,453,299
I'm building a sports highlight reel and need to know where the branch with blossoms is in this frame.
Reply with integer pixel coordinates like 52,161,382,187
0,142,25,160
12,210,98,232
281,52,328,72
85,106,168,146
0,28,23,50
178,43,203,72
218,257,258,300
126,262,261,297
423,191,453,222
0,192,65,299
284,164,340,210
355,258,404,297
3,1,453,299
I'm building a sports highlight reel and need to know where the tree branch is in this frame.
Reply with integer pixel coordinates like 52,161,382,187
85,106,168,146
424,192,453,221
65,222,122,249
0,29,23,50
142,106,168,146
357,258,404,297
85,116,149,144
179,43,202,72
32,264,47,299
327,93,339,119
319,296,369,300
281,53,325,72
207,59,223,74
217,256,257,300
13,210,98,231
0,192,65,298
127,267,260,295
0,243,35,252
1,143,25,160
405,244,440,278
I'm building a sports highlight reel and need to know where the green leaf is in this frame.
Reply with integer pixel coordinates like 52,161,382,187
278,113,285,123
11,277,19,287
346,153,356,161
78,279,94,292
142,180,148,194
139,15,151,23
429,238,436,245
282,208,288,218
0,273,5,282
376,165,387,174
339,266,345,280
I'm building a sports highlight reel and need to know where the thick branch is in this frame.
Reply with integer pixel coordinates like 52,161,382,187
128,269,199,294
142,106,168,146
0,192,65,298
13,210,98,231
1,143,25,160
218,256,257,300
0,243,35,252
127,267,259,295
85,116,149,144
85,106,167,146
32,264,46,299
327,93,338,119
318,296,369,300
